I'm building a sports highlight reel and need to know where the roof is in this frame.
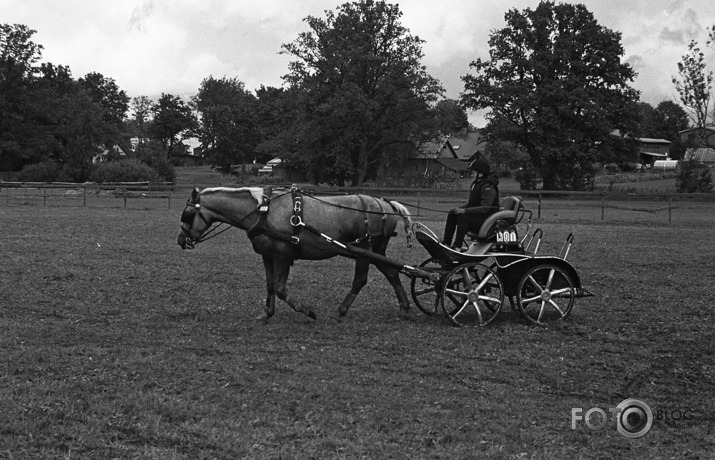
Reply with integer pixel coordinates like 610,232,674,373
411,139,456,160
447,131,487,160
678,126,715,135
638,138,672,144
640,152,668,158
436,158,470,171
684,147,715,162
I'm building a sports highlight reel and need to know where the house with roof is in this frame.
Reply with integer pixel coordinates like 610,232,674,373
446,131,487,162
679,126,715,166
92,144,127,163
638,138,672,165
679,126,715,147
407,138,470,179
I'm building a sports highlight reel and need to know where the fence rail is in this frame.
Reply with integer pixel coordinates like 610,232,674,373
1,181,713,224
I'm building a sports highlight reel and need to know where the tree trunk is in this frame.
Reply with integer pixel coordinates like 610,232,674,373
351,140,369,186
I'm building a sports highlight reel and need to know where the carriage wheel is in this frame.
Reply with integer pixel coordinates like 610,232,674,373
410,257,442,315
516,264,575,326
438,262,503,327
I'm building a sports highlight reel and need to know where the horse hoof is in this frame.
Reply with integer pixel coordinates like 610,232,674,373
256,313,270,323
330,312,344,322
398,309,410,320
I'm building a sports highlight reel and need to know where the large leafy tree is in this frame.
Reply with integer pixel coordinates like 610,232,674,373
149,93,197,156
0,24,44,170
193,76,258,172
461,1,640,190
282,0,443,186
78,72,129,135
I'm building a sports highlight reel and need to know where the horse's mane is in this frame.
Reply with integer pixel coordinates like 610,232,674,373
201,187,263,205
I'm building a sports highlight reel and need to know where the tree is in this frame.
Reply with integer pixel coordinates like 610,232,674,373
0,24,44,170
672,33,713,143
433,99,470,135
281,0,444,186
460,1,640,190
149,93,197,156
129,95,154,155
193,76,258,172
78,72,129,140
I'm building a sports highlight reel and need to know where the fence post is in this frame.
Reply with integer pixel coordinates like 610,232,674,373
167,191,171,210
43,187,46,206
537,193,542,219
668,196,672,224
83,185,87,207
601,194,605,221
124,188,127,208
417,191,421,217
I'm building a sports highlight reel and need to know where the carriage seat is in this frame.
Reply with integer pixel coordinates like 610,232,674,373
466,196,523,242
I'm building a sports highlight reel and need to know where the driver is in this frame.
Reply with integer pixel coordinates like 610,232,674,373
442,158,500,249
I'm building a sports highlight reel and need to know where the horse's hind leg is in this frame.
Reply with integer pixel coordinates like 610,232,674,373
273,256,316,320
257,255,276,322
374,240,410,315
375,263,411,316
334,256,370,320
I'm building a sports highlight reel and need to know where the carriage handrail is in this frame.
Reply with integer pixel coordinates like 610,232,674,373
560,233,575,260
525,228,543,254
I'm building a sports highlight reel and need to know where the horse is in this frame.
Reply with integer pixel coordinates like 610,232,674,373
177,186,414,322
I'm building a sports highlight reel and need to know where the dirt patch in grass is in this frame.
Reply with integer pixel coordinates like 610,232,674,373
1,201,714,459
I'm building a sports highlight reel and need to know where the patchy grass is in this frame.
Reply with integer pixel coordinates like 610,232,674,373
0,199,714,459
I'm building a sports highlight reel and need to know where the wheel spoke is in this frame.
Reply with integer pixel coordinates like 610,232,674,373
452,300,471,320
472,301,484,324
522,293,542,304
548,299,565,317
536,301,547,322
526,275,543,294
545,269,556,290
479,294,502,305
445,288,468,298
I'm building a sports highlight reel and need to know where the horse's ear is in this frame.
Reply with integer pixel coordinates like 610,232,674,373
191,187,200,201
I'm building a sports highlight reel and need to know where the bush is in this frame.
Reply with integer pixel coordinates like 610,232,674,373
514,168,541,190
145,155,176,182
676,160,713,193
16,160,60,182
89,159,161,183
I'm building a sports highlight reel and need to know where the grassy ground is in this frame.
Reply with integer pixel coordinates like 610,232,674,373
1,190,714,459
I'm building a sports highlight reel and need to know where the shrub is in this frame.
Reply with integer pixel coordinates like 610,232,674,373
89,159,161,183
676,160,713,193
145,155,176,182
16,160,60,182
514,168,541,190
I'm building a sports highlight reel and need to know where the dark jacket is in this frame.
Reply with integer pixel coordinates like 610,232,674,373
463,174,500,216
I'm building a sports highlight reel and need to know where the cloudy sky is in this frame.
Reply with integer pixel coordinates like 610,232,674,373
2,0,714,126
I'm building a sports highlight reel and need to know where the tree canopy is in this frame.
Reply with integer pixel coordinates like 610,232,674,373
461,1,640,190
281,0,444,185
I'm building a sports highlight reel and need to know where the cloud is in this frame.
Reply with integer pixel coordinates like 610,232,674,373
128,0,156,32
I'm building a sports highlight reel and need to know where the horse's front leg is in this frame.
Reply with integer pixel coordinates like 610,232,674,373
273,255,316,320
333,256,370,321
257,255,276,323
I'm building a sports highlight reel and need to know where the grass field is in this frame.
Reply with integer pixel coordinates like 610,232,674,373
1,192,714,459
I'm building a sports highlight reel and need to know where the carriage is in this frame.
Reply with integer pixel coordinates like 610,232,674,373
178,186,593,326
404,196,594,327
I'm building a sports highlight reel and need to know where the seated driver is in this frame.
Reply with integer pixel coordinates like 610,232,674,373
442,158,500,249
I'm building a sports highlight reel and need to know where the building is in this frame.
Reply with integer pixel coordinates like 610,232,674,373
678,126,715,147
638,138,672,165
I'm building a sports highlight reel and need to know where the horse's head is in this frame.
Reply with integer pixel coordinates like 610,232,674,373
177,187,212,250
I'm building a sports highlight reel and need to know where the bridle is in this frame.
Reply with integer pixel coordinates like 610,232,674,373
179,192,271,250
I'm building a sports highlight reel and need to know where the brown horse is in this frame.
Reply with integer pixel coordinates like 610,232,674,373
177,186,413,321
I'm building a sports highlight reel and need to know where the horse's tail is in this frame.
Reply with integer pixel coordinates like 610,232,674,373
388,200,413,247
